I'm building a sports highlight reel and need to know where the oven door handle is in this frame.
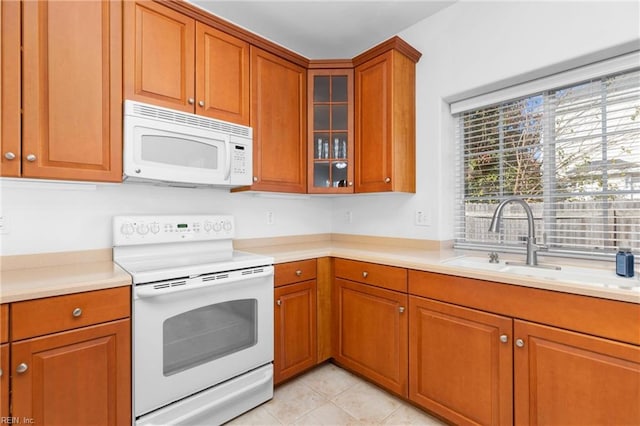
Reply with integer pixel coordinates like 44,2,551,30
169,366,273,425
135,267,274,298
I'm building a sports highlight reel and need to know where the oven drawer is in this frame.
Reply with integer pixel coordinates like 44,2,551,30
275,259,317,287
11,286,131,340
334,258,407,292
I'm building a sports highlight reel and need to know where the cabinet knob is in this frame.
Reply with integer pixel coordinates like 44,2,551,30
253,176,258,182
295,270,302,277
398,306,405,313
16,363,28,374
4,152,15,160
515,338,525,348
500,334,509,344
72,307,83,318
384,177,391,183
188,98,195,105
0,368,3,377
198,100,205,107
348,181,353,187
276,299,282,306
362,271,368,278
26,154,37,162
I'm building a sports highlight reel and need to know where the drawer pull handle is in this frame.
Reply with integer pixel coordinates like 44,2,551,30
515,338,525,348
295,270,302,277
500,334,508,344
16,363,28,374
72,307,83,318
362,271,368,278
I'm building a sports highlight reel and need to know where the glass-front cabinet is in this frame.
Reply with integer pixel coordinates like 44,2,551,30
307,69,354,193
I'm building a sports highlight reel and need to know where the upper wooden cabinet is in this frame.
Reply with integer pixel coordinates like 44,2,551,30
0,0,21,178
124,0,250,125
354,39,421,193
307,68,354,193
14,0,123,182
249,47,307,193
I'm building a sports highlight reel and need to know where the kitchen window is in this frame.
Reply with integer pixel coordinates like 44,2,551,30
452,53,640,259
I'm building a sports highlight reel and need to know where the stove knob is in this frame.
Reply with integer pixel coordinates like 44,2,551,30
204,222,213,232
213,222,222,232
150,223,160,234
120,223,135,236
137,223,149,235
223,221,233,231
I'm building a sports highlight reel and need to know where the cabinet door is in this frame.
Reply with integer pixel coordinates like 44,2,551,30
22,0,123,182
1,343,8,418
11,319,131,426
409,296,513,426
196,22,249,125
307,69,354,193
250,47,307,193
274,280,317,384
0,0,21,177
334,278,408,396
514,320,640,426
124,0,195,112
355,50,415,193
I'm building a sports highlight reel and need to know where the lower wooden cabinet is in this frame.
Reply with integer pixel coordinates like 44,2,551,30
334,278,408,396
11,320,131,425
514,320,640,426
274,280,317,384
5,287,131,425
1,343,8,418
409,296,513,425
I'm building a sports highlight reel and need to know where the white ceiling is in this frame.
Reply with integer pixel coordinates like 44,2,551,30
188,1,456,59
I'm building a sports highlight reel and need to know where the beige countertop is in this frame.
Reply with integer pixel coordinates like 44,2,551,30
1,249,131,303
1,235,638,304
237,235,640,305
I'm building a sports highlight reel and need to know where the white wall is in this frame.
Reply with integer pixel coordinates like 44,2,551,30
332,0,640,240
1,1,638,256
0,179,332,255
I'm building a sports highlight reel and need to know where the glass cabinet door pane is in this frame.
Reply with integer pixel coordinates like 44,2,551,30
332,133,348,159
314,105,330,130
314,133,330,159
331,105,348,130
332,162,348,187
332,76,348,102
314,162,330,187
314,76,330,102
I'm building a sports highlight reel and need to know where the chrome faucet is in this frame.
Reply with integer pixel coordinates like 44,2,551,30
489,197,545,267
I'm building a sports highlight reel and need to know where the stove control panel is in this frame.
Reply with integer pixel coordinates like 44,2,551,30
113,215,234,245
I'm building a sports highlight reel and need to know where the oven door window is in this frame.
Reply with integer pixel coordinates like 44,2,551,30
163,299,257,376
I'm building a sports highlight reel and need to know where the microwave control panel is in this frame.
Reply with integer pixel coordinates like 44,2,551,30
230,143,252,185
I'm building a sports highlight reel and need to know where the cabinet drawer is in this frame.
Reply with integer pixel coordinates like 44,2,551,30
1,304,8,344
275,259,317,287
11,286,130,341
334,259,407,292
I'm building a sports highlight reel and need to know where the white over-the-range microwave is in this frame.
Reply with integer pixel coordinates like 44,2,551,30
123,100,253,188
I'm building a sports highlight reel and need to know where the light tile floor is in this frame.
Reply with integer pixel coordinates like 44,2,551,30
226,363,448,425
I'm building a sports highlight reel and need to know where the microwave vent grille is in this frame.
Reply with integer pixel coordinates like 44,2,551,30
132,102,251,138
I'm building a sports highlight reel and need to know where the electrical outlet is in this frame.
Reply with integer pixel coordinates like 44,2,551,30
0,216,6,234
345,211,353,224
266,211,275,225
415,210,430,226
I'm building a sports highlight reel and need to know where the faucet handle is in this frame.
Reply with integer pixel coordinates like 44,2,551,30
488,252,500,263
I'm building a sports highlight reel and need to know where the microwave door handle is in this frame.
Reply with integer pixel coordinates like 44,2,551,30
224,136,231,181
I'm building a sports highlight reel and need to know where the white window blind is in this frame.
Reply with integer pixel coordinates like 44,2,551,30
453,65,640,258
